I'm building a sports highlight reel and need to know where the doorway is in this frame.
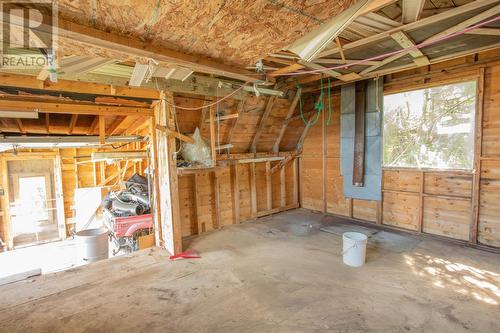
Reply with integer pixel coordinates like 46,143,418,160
7,159,61,247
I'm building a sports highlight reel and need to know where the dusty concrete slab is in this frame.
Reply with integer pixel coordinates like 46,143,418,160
0,209,499,332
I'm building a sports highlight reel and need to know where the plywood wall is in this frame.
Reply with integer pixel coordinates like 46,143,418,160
300,50,500,249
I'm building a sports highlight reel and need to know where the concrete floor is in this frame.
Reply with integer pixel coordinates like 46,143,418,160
0,209,499,332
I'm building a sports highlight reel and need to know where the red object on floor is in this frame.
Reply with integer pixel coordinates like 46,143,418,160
169,249,201,260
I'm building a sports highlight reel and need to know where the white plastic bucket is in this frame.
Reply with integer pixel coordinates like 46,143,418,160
342,232,368,267
75,227,109,264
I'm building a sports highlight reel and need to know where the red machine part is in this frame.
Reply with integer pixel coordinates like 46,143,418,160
112,214,153,237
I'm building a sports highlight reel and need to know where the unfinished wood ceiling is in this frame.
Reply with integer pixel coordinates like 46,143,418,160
57,0,356,67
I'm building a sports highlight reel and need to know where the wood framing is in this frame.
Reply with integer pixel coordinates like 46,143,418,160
273,88,301,153
470,67,485,244
250,96,277,153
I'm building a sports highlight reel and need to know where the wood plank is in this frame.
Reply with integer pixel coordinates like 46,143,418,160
390,31,430,66
165,92,183,255
155,125,194,144
68,114,78,134
280,166,286,207
0,98,152,116
266,162,272,210
273,88,301,153
401,0,425,24
250,95,277,153
98,116,105,145
318,0,499,58
250,163,257,217
193,173,203,234
268,63,304,78
231,164,240,224
470,67,485,244
209,105,216,166
292,158,299,205
213,172,221,229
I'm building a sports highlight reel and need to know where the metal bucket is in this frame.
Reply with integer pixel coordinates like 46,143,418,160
75,227,109,263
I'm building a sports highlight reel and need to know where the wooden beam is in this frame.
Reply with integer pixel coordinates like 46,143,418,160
205,113,239,122
312,58,382,66
466,28,500,36
317,0,499,58
266,161,272,210
251,95,277,153
401,0,425,24
238,156,284,164
250,163,257,217
280,166,287,208
390,31,430,66
470,67,485,244
360,52,408,75
296,112,319,152
1,14,260,83
68,114,78,134
286,0,372,61
353,81,366,186
155,125,194,144
209,105,216,166
425,4,500,44
226,99,245,145
273,88,302,153
88,116,99,135
335,37,347,64
107,116,126,136
198,99,211,130
231,164,240,224
268,63,304,78
298,61,343,79
193,173,203,234
45,113,50,134
213,172,221,229
15,118,25,134
292,158,299,205
165,92,183,255
0,73,160,100
99,116,105,144
0,98,153,116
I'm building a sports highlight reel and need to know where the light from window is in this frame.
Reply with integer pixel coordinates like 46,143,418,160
383,81,476,170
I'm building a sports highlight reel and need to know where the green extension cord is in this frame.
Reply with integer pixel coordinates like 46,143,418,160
298,75,332,126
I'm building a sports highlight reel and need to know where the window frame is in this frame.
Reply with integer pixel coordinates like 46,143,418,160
382,78,479,172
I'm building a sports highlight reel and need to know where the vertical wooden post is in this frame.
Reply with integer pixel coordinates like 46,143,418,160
1,157,13,249
213,171,221,229
231,164,240,224
266,161,272,210
165,91,183,254
151,108,163,247
250,163,257,217
470,67,485,244
193,173,203,234
353,80,366,186
99,115,105,145
280,166,286,208
292,158,299,205
209,105,216,166
418,171,425,232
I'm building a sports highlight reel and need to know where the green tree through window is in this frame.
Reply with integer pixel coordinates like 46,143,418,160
383,81,476,169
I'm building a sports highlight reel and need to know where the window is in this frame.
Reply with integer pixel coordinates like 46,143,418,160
383,81,476,170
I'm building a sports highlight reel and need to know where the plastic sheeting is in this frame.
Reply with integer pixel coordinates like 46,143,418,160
181,128,212,166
